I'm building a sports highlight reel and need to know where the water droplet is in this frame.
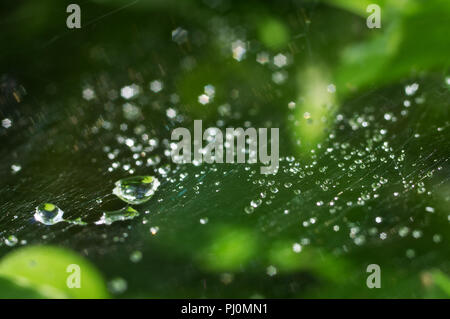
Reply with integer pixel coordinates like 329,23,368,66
2,118,12,128
150,80,163,93
95,207,139,225
67,218,88,226
232,40,246,61
108,277,128,295
292,243,302,253
113,176,160,204
433,234,442,243
220,273,234,285
11,164,21,174
327,83,336,93
244,206,254,214
4,235,18,247
166,108,177,119
82,87,96,100
130,251,143,263
34,203,64,225
266,265,277,276
198,94,210,105
398,227,410,237
256,51,269,65
250,199,262,208
425,206,435,213
150,226,159,235
120,84,140,99
417,187,426,194
172,27,188,44
404,83,419,96
273,53,287,68
406,249,415,259
412,230,422,239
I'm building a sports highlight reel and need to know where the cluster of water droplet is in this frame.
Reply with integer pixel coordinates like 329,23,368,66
17,175,160,232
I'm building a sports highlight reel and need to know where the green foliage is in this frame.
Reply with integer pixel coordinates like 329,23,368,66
329,0,450,97
258,17,290,50
200,226,258,272
0,276,50,298
0,246,108,299
430,271,450,297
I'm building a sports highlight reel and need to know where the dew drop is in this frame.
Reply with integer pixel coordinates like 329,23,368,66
108,277,128,295
250,199,262,208
292,243,302,253
433,234,442,243
425,206,435,213
67,218,88,226
4,235,18,247
34,203,64,225
150,226,159,235
172,27,188,45
11,164,21,174
245,206,254,214
130,251,143,263
113,176,160,204
266,265,277,276
95,206,139,225
406,249,416,259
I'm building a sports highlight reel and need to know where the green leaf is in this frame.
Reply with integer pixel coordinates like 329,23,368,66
199,226,258,272
0,246,109,299
0,276,53,299
334,0,450,97
431,270,450,297
258,17,290,50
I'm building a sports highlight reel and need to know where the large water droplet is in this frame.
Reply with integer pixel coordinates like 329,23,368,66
34,203,64,225
113,176,160,204
95,206,139,225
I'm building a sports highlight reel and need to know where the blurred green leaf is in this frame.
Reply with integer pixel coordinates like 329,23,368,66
333,0,450,97
258,17,290,50
199,226,258,272
430,270,450,297
0,246,109,299
0,276,54,299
